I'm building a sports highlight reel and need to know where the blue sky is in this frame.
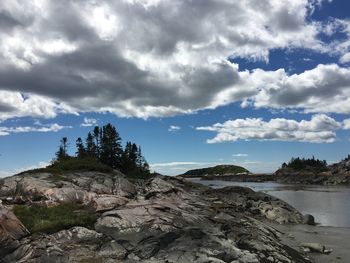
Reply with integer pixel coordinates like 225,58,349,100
1,0,350,176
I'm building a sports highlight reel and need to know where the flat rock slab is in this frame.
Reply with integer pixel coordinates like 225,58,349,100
270,223,350,263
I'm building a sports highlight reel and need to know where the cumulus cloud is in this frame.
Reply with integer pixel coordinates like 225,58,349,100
343,119,350,130
197,114,342,143
0,123,71,136
340,53,350,64
81,117,97,127
0,91,77,121
0,161,49,178
214,64,350,114
168,125,181,132
0,0,349,119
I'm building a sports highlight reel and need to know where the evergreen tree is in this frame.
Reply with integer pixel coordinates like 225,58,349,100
76,137,86,158
86,132,95,158
130,143,138,163
120,141,150,176
56,137,69,161
284,156,328,171
55,146,66,161
100,124,122,169
93,126,100,158
61,137,68,155
53,122,150,178
136,146,143,168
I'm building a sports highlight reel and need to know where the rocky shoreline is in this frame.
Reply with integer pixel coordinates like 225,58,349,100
0,171,333,262
181,156,350,185
198,172,350,185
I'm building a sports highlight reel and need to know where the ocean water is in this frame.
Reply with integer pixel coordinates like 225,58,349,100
189,178,350,228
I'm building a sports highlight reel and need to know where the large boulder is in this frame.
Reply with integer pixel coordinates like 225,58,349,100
92,195,129,211
45,187,96,204
302,214,315,225
0,205,29,258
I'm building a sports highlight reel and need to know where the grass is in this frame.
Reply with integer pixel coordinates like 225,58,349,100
13,203,98,234
20,157,114,176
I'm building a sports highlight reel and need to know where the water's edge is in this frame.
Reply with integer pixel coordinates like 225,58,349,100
188,178,350,228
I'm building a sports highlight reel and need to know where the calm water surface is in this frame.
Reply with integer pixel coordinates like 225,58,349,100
189,178,350,228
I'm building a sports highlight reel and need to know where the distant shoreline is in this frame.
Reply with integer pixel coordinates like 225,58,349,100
180,172,350,185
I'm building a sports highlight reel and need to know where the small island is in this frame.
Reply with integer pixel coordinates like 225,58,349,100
180,156,350,185
181,164,250,178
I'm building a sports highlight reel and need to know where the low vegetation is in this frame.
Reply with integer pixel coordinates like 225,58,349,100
22,123,152,179
21,157,113,175
183,165,249,177
13,204,98,234
281,156,328,172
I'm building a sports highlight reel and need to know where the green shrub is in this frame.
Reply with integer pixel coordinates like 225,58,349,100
13,204,98,234
21,157,113,175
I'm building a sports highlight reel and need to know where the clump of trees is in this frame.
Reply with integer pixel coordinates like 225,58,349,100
281,156,328,172
55,123,150,177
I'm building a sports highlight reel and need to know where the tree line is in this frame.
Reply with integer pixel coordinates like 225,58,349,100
55,123,150,177
281,156,328,171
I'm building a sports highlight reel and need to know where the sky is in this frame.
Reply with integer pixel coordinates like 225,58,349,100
1,0,350,176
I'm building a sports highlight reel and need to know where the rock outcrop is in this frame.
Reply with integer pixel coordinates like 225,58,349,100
0,171,312,262
0,205,29,258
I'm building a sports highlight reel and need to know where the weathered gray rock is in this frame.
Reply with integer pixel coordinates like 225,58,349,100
0,172,312,263
203,186,303,224
47,187,96,203
113,177,137,197
147,176,181,194
302,214,315,225
98,240,127,259
0,205,29,258
300,242,325,253
53,226,104,244
93,195,129,211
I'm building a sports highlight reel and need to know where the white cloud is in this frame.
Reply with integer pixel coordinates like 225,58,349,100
168,125,181,132
81,117,97,127
343,119,350,130
223,64,350,114
0,91,77,121
0,0,348,119
0,170,12,178
0,123,71,136
339,53,350,64
0,161,49,178
197,114,342,143
233,153,249,157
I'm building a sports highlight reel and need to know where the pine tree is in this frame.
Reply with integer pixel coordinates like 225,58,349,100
130,143,138,164
86,132,95,158
56,137,69,161
136,146,143,168
55,146,66,161
93,126,100,158
100,124,122,169
52,123,150,177
76,137,86,158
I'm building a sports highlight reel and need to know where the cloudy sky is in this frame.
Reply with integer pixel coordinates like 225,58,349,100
1,0,350,176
